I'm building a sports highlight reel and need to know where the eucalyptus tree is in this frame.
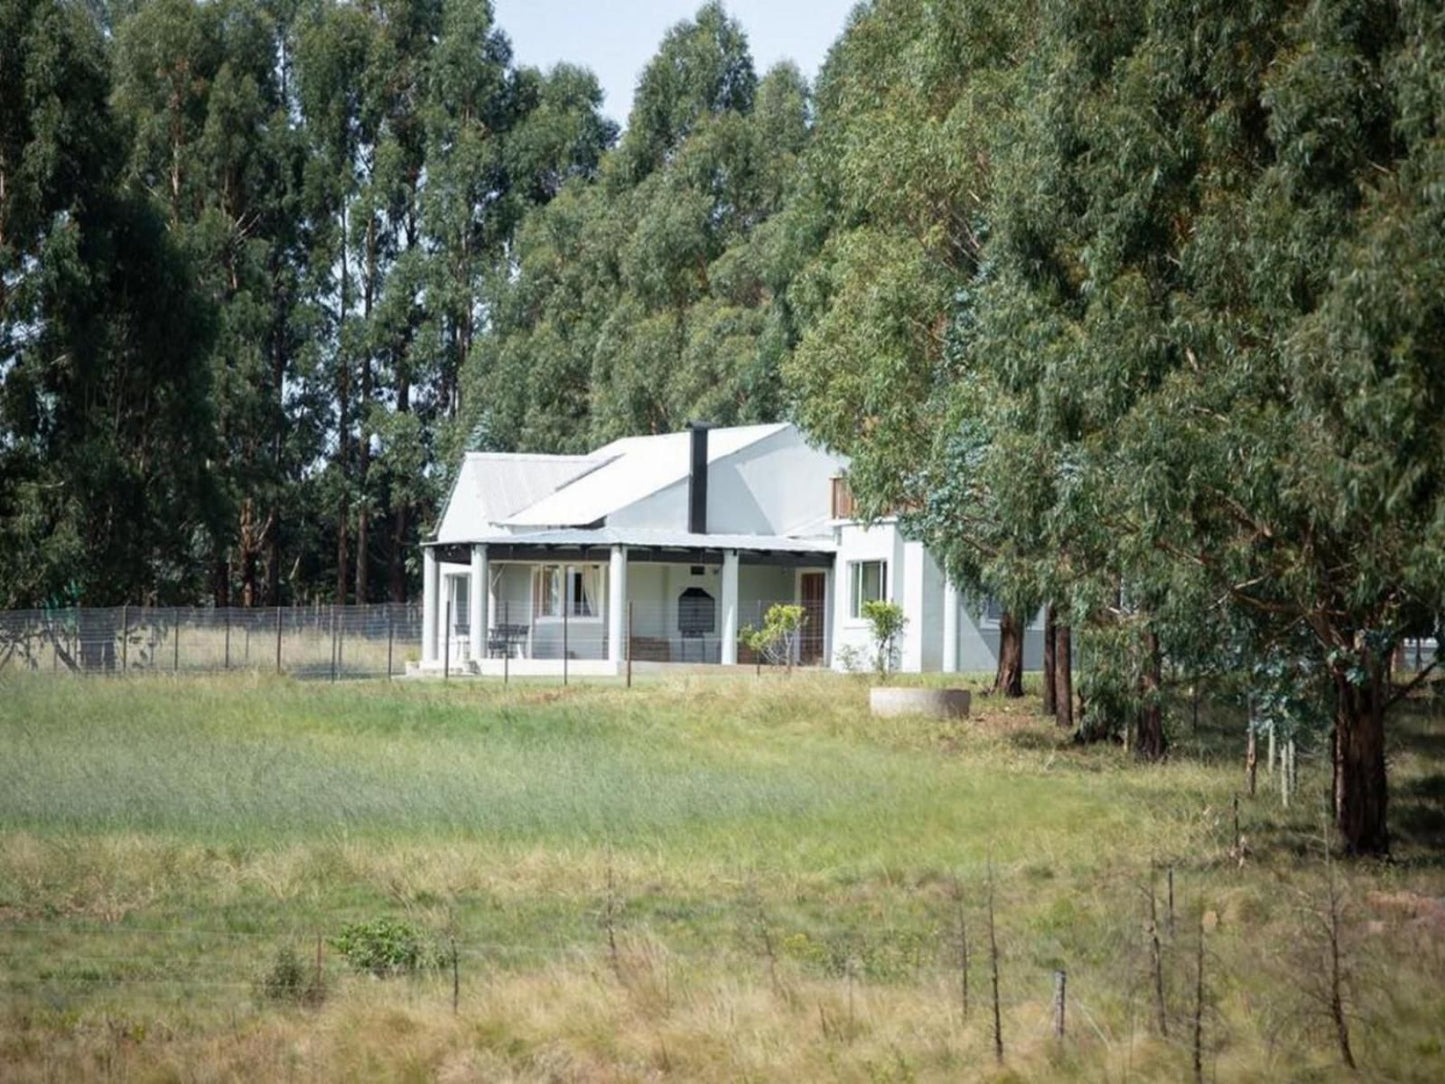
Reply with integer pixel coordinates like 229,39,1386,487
782,0,1041,697
113,0,309,606
0,0,216,613
979,0,1445,848
470,4,806,453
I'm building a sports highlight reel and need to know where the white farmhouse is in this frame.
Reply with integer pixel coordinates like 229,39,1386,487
417,422,1042,676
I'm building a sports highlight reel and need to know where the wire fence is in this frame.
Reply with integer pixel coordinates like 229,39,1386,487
0,604,422,681
0,855,1417,1078
0,597,837,680
433,596,829,669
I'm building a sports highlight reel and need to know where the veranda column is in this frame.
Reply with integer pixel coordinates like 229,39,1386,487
469,544,488,662
901,540,926,672
422,547,439,665
607,545,628,665
720,549,740,665
942,579,960,673
822,565,835,668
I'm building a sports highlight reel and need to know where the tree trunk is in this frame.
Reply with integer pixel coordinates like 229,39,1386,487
387,374,411,603
993,611,1025,698
1042,604,1057,716
1333,668,1390,856
1136,628,1167,761
355,214,376,605
1054,621,1074,730
389,501,409,603
335,204,351,605
354,498,368,604
212,552,230,609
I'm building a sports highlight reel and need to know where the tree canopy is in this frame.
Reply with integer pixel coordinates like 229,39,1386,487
2,0,1442,854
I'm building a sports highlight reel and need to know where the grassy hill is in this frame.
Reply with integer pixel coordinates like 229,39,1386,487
0,673,1441,1080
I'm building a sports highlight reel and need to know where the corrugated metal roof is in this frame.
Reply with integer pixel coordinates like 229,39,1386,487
435,453,607,544
502,423,789,528
440,527,836,554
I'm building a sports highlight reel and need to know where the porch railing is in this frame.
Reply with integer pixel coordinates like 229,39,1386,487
436,597,831,668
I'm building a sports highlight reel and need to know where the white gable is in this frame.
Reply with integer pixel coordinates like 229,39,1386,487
502,423,789,529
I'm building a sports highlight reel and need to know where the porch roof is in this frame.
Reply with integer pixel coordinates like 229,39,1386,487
425,527,835,565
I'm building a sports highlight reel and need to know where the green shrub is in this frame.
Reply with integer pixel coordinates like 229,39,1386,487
330,918,435,977
741,604,807,670
861,600,906,680
257,946,325,1006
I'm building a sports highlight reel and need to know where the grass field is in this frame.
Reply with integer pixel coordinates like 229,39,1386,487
1,671,1442,1081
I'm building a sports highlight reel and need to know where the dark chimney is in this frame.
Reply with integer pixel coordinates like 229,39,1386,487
687,422,711,534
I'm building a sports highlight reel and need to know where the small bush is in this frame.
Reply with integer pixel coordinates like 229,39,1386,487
861,600,906,680
258,946,325,1006
741,604,807,670
330,918,436,977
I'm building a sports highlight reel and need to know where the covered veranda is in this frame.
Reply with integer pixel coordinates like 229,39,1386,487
416,529,835,677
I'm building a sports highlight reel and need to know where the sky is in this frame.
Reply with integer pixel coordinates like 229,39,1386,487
492,1,858,127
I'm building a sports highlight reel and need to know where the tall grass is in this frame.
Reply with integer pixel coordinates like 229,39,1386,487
0,672,1441,1081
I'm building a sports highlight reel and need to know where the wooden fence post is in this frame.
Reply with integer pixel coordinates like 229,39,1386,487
626,601,633,689
1053,969,1067,1040
174,610,181,672
275,605,283,675
386,607,394,680
330,607,338,683
223,607,231,670
120,604,129,675
562,598,569,686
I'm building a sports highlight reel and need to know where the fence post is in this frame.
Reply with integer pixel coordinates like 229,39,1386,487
275,605,283,675
503,600,509,687
120,604,129,675
443,599,451,681
1053,969,1067,1040
174,610,181,672
337,606,345,677
386,606,394,680
330,606,337,683
563,597,569,686
626,601,633,689
224,607,231,670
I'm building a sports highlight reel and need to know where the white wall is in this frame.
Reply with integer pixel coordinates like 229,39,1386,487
606,428,842,536
831,521,902,671
730,428,841,535
831,524,1047,675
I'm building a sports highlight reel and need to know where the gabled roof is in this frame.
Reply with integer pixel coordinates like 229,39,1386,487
435,452,607,544
502,423,789,529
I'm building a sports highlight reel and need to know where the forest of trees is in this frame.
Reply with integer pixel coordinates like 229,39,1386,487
3,0,1444,854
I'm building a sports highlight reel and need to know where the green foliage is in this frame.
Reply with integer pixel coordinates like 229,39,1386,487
860,600,906,680
466,8,809,452
330,918,435,977
780,0,1445,850
741,603,807,669
1,0,615,608
257,946,325,1007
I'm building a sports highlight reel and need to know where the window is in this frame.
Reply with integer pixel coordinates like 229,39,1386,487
982,596,1004,623
831,476,856,520
849,560,886,619
533,564,603,618
451,576,469,632
570,566,600,616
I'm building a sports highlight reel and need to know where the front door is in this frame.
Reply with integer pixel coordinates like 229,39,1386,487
799,572,826,665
